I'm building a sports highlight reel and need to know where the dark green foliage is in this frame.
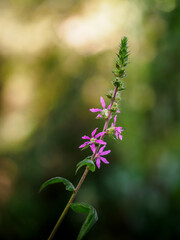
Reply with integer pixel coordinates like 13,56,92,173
76,157,96,174
70,203,98,240
39,177,75,193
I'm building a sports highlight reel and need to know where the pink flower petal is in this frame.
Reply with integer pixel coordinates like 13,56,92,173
116,110,120,113
95,139,107,145
116,127,123,133
115,131,119,139
90,108,102,113
96,114,102,118
90,143,96,154
100,150,111,156
115,131,122,140
96,158,101,168
82,135,90,140
100,97,106,109
99,156,109,164
99,145,106,154
95,131,106,138
91,128,98,137
107,104,111,109
79,141,89,148
114,115,117,125
119,134,123,140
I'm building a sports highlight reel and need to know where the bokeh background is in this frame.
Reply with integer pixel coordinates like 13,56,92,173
0,0,179,239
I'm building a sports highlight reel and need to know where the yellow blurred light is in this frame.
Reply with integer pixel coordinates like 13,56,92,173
0,112,36,150
82,75,110,106
57,0,143,54
0,9,54,56
2,70,34,111
0,69,37,150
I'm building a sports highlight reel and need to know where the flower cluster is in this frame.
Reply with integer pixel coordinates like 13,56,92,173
79,36,128,170
79,98,123,169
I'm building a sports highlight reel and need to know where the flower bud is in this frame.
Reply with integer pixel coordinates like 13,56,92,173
112,77,121,87
106,90,114,99
112,36,129,82
110,102,119,113
115,92,121,101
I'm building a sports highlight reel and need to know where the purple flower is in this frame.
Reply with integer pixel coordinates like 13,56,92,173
91,144,111,168
90,96,120,119
111,115,123,140
79,128,106,149
90,97,111,118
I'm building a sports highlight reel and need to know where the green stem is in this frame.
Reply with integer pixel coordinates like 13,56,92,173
48,167,89,240
47,86,118,240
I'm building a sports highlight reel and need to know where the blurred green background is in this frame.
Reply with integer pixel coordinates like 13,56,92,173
0,0,179,239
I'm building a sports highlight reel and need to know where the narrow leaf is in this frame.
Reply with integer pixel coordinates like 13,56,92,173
71,202,98,240
39,177,75,193
76,157,95,174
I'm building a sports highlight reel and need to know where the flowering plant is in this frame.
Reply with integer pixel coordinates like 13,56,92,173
40,36,129,240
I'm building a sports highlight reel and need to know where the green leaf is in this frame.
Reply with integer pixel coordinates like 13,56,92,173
70,202,98,240
39,177,75,193
76,157,95,174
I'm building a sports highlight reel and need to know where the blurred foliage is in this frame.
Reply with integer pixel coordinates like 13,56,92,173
0,0,179,239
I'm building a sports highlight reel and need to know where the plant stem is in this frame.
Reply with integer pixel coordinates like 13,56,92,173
48,167,89,240
47,86,118,240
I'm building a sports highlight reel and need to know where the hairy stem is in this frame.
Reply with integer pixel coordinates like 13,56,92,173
47,86,118,240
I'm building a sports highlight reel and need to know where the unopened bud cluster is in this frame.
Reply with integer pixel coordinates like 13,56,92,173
112,36,129,91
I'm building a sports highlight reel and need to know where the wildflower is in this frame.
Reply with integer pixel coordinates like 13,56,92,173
110,115,123,140
89,97,110,119
91,144,111,168
90,97,120,119
79,128,106,150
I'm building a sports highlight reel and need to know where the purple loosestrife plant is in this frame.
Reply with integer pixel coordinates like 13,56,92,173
40,36,129,240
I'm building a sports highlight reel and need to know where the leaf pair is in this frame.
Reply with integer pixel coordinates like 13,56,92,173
39,176,98,240
71,202,98,240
